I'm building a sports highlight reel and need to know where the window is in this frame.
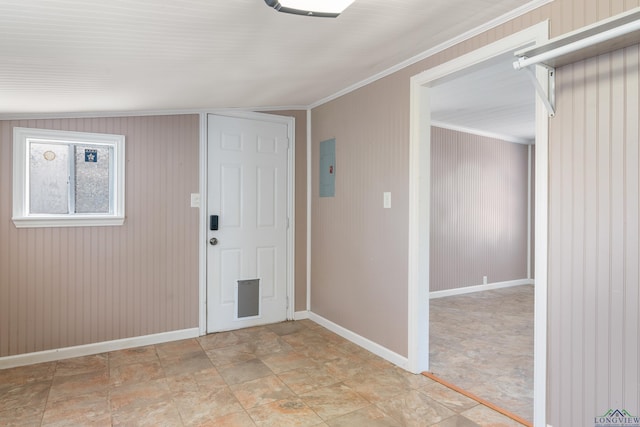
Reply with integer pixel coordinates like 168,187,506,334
12,127,125,228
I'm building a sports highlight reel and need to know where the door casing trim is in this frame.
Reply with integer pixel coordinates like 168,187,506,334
407,21,549,426
198,111,296,335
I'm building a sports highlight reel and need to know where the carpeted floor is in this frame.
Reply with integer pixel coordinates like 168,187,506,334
429,284,534,421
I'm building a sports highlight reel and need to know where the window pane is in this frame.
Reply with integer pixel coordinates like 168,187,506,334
74,145,111,214
29,142,69,214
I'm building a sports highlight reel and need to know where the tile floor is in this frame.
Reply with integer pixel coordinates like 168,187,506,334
0,319,526,426
430,285,534,422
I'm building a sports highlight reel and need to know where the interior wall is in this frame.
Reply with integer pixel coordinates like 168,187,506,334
548,44,640,426
430,126,529,292
310,79,410,356
309,0,639,419
0,115,200,357
265,110,308,312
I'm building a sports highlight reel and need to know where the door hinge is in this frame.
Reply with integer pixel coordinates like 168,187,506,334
287,217,290,229
286,296,289,310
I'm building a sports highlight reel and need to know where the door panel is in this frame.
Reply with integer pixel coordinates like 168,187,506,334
207,114,289,332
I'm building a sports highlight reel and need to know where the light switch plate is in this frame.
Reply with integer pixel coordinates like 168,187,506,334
190,193,200,208
383,192,391,209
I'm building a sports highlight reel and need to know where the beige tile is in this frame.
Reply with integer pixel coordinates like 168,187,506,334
54,354,108,377
0,362,56,390
109,378,171,412
460,405,524,427
205,342,256,367
295,319,324,330
155,338,203,359
165,368,227,394
261,351,317,374
431,414,481,427
108,345,159,368
325,405,401,427
194,410,257,427
430,285,534,419
249,336,294,357
110,360,164,387
217,358,274,386
231,375,295,409
393,369,435,389
0,318,528,427
266,321,308,336
0,402,45,426
198,331,242,351
477,375,533,420
277,365,339,395
343,369,417,403
48,371,109,402
232,326,280,344
0,380,50,412
41,390,110,426
280,330,330,351
110,381,185,425
111,400,183,427
174,386,244,425
300,382,370,421
295,343,346,363
160,351,214,377
322,354,368,380
420,381,479,412
375,390,456,427
247,398,323,427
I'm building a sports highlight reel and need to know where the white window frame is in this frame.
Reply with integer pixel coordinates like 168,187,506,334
12,127,125,228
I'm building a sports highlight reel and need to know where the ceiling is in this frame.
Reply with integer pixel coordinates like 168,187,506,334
0,0,538,141
430,52,536,143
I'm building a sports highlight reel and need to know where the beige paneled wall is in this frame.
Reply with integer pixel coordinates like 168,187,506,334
309,0,639,421
548,45,640,426
265,110,308,312
311,78,410,356
0,115,200,357
430,127,529,292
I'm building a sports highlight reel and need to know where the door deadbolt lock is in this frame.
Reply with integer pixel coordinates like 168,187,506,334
209,237,218,246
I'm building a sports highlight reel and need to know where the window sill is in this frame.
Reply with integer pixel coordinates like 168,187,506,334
12,216,125,228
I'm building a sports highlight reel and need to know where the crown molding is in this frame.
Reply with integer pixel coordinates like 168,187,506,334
309,0,553,109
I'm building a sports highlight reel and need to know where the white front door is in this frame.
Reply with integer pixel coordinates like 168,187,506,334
206,113,290,332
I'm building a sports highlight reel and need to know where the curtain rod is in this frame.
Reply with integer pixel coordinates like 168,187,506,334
514,18,640,70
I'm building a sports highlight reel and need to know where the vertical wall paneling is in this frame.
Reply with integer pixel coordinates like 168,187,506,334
309,0,640,423
623,43,640,414
311,81,410,356
430,127,529,292
548,45,640,426
0,115,200,357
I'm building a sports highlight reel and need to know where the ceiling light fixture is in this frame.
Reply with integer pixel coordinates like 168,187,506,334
264,0,354,18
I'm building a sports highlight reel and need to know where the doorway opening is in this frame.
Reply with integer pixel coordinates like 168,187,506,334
428,51,535,421
407,22,549,427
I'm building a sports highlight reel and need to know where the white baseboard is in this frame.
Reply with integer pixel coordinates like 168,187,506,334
429,278,534,299
293,310,309,320
0,327,200,370
307,312,409,370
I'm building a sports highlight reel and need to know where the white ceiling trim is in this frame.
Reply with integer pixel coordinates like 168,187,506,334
309,0,553,109
0,105,310,121
431,120,534,145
